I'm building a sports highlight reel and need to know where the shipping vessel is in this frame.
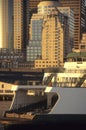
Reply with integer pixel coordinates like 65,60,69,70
3,52,86,123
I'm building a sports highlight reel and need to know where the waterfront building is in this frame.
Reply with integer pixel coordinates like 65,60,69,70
0,48,24,68
60,0,86,50
27,1,71,68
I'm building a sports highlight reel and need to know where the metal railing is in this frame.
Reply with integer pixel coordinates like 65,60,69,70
75,74,86,87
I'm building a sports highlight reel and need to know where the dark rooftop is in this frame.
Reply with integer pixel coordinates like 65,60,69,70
67,52,86,58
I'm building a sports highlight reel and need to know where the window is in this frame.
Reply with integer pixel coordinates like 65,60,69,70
80,45,85,49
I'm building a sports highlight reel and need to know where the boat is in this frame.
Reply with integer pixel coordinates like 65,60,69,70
3,52,86,124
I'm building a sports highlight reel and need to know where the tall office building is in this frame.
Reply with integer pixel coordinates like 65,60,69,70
58,7,74,52
29,0,60,9
27,1,71,68
60,0,86,49
29,0,61,23
0,0,13,48
0,0,30,65
13,0,29,51
0,0,8,48
8,0,13,49
14,0,23,50
29,0,46,26
13,0,30,52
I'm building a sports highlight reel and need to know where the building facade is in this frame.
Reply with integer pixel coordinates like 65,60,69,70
13,0,29,51
29,0,44,21
29,0,61,22
27,1,70,68
0,48,25,68
0,0,30,67
14,0,23,50
0,0,29,51
8,0,14,49
0,0,13,48
58,7,74,52
79,33,86,52
27,14,43,62
60,0,86,50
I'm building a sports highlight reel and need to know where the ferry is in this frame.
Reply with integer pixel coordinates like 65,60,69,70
3,51,86,123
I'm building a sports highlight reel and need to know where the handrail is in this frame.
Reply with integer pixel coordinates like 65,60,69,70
75,74,86,87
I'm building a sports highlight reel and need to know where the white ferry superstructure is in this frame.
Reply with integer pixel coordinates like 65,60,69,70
4,52,86,122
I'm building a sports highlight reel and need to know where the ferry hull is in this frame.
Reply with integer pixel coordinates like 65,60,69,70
33,114,86,124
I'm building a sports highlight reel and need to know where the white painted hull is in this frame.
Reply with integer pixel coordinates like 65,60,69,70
45,87,86,114
10,85,86,115
3,86,86,124
32,86,86,123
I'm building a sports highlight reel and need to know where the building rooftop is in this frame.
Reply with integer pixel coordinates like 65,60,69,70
38,1,61,7
67,52,86,58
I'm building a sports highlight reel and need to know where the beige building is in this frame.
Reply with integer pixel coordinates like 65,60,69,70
35,14,65,68
31,1,70,68
14,0,24,50
0,0,8,48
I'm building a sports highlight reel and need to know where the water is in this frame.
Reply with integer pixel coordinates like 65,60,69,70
0,101,86,129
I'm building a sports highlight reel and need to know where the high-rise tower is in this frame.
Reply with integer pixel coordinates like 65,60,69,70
13,0,29,51
8,0,13,49
60,0,86,49
27,1,71,68
29,0,60,21
29,0,44,23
